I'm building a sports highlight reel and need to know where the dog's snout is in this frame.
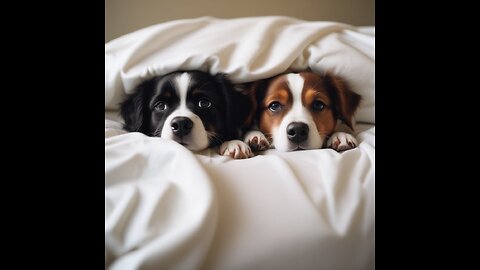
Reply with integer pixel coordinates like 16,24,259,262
287,122,309,143
171,117,193,138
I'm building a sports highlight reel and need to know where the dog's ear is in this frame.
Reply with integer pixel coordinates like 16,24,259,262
119,81,151,133
244,78,272,127
235,81,263,129
214,73,253,140
323,72,361,130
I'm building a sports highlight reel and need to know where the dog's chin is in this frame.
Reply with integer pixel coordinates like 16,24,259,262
170,137,209,152
291,145,307,151
274,140,324,152
282,144,311,152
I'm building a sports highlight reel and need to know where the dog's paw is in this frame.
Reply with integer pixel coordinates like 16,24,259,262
244,131,270,151
219,140,254,159
326,132,358,152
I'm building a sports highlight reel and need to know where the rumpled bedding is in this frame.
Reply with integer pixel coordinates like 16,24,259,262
105,16,375,270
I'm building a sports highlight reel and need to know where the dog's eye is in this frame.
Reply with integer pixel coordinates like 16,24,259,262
198,99,212,108
268,102,282,112
312,100,325,111
154,102,168,111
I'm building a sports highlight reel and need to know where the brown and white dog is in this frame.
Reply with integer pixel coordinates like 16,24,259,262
243,71,361,152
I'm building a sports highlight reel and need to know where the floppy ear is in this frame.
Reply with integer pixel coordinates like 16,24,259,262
323,72,362,130
245,78,272,127
234,80,265,129
119,81,151,133
214,73,253,140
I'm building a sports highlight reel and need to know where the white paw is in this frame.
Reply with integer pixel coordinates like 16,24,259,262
326,132,358,152
243,131,270,151
219,140,254,159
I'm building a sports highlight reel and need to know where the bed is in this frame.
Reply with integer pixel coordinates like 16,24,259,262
105,16,375,270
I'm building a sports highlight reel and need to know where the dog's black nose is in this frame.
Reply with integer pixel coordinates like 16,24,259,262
287,122,309,144
170,117,193,138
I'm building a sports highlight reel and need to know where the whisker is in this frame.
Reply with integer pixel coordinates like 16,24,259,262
152,126,163,137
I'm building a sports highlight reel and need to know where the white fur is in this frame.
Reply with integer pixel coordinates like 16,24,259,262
272,74,324,151
326,132,357,151
219,140,253,159
175,72,190,102
160,73,209,151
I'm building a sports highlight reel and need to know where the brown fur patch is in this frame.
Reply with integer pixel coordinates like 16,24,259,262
258,76,292,139
323,72,361,130
302,87,336,136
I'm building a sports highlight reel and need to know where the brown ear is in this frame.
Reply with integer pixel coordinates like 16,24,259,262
323,72,361,130
238,79,270,129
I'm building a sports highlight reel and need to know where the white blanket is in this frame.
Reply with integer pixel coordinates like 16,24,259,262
105,16,375,124
105,16,375,270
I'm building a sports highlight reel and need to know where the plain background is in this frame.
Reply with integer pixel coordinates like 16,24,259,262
105,0,375,43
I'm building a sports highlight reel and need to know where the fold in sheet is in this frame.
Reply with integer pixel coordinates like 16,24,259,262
105,16,374,124
105,125,374,270
106,134,218,269
105,16,375,270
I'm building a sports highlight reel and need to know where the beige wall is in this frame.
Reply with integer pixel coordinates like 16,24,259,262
105,0,375,43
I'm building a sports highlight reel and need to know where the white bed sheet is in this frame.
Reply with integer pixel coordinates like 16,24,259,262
105,16,375,124
105,123,374,270
105,16,375,270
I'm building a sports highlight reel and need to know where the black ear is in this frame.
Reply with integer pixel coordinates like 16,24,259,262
119,81,151,133
214,73,253,140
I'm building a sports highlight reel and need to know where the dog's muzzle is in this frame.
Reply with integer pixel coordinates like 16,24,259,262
286,122,309,144
170,117,193,139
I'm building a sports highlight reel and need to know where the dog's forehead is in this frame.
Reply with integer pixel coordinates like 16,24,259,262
265,73,332,107
269,75,288,88
187,71,209,83
300,71,323,83
279,72,324,89
173,72,191,99
149,72,226,102
152,72,191,96
188,72,219,91
172,72,218,92
153,74,177,94
265,74,303,102
269,74,306,92
299,72,328,92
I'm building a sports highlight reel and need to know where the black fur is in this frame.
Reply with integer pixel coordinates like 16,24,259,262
119,71,251,148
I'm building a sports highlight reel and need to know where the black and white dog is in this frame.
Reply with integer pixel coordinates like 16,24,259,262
120,71,254,159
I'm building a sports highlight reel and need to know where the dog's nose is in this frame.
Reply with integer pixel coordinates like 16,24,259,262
287,122,309,144
170,117,193,138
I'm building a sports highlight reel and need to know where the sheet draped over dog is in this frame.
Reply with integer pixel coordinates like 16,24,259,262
105,16,375,270
105,16,374,124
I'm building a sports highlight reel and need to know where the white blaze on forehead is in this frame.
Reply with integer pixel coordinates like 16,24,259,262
174,72,191,109
272,73,323,151
160,72,209,151
286,73,305,99
286,73,306,119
